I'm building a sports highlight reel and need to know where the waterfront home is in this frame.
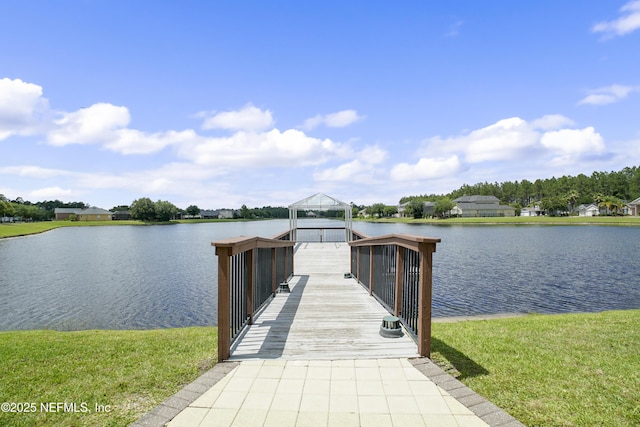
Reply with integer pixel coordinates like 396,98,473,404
397,201,436,218
520,205,542,217
112,210,131,220
627,197,640,216
450,195,516,217
54,207,113,221
578,204,599,217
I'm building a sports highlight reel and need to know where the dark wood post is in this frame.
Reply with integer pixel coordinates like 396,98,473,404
394,245,404,316
247,248,254,325
417,242,436,358
271,247,277,294
290,244,295,278
283,246,288,281
369,246,374,296
216,246,231,362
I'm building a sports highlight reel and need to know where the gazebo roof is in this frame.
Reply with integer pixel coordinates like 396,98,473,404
289,193,350,211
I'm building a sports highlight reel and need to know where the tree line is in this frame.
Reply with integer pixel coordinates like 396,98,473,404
397,166,640,216
0,195,88,221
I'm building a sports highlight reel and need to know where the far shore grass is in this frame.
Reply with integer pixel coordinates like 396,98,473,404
2,215,640,240
1,310,638,426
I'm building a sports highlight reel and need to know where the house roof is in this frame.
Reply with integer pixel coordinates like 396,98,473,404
579,204,598,210
628,197,640,206
453,195,500,204
54,208,83,214
289,193,350,210
455,202,515,211
80,207,112,215
54,207,112,215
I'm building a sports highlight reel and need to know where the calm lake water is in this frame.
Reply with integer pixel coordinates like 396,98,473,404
1,220,639,331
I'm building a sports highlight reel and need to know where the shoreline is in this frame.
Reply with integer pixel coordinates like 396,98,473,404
3,215,640,240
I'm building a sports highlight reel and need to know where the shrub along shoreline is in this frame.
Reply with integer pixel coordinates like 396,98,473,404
0,310,638,426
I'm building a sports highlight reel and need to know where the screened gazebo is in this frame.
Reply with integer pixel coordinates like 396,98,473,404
288,193,353,242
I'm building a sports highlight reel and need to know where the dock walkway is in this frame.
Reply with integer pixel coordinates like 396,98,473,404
133,243,524,427
231,242,418,360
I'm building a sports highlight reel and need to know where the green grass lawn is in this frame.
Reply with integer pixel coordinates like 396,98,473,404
431,310,640,426
0,218,261,239
0,327,217,427
1,313,638,426
0,221,150,239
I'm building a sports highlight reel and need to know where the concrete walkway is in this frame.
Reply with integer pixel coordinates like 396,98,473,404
132,357,523,427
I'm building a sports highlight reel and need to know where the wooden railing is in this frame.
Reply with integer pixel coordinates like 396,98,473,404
349,232,440,357
212,230,295,361
294,226,349,242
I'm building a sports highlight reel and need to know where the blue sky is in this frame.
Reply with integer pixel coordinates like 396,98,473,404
1,1,639,209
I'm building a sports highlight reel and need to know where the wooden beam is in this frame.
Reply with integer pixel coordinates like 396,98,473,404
417,242,436,358
369,246,374,296
271,248,277,294
217,246,231,362
247,249,254,325
349,233,441,252
394,245,404,316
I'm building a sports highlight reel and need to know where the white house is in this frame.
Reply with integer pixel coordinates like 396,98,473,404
627,197,640,216
578,204,599,217
520,205,542,217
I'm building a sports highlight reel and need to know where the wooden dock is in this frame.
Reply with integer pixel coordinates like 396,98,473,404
230,242,419,360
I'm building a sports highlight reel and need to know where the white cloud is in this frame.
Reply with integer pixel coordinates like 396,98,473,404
425,117,539,163
105,129,198,155
540,127,605,154
390,156,461,182
302,109,364,130
592,1,640,39
313,159,370,183
577,84,638,106
28,186,74,199
179,128,346,168
530,114,575,130
48,103,130,146
0,78,48,140
0,165,71,179
313,145,387,183
201,104,274,132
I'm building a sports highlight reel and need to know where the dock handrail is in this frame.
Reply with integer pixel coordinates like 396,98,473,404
212,230,295,361
349,232,440,357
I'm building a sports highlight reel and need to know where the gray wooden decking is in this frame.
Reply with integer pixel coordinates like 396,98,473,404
230,242,419,360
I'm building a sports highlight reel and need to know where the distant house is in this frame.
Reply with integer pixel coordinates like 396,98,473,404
397,202,409,217
520,205,542,217
578,204,599,217
397,201,436,218
54,208,81,220
627,197,640,216
112,210,131,220
199,210,219,219
54,207,113,221
450,196,515,217
217,209,236,219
